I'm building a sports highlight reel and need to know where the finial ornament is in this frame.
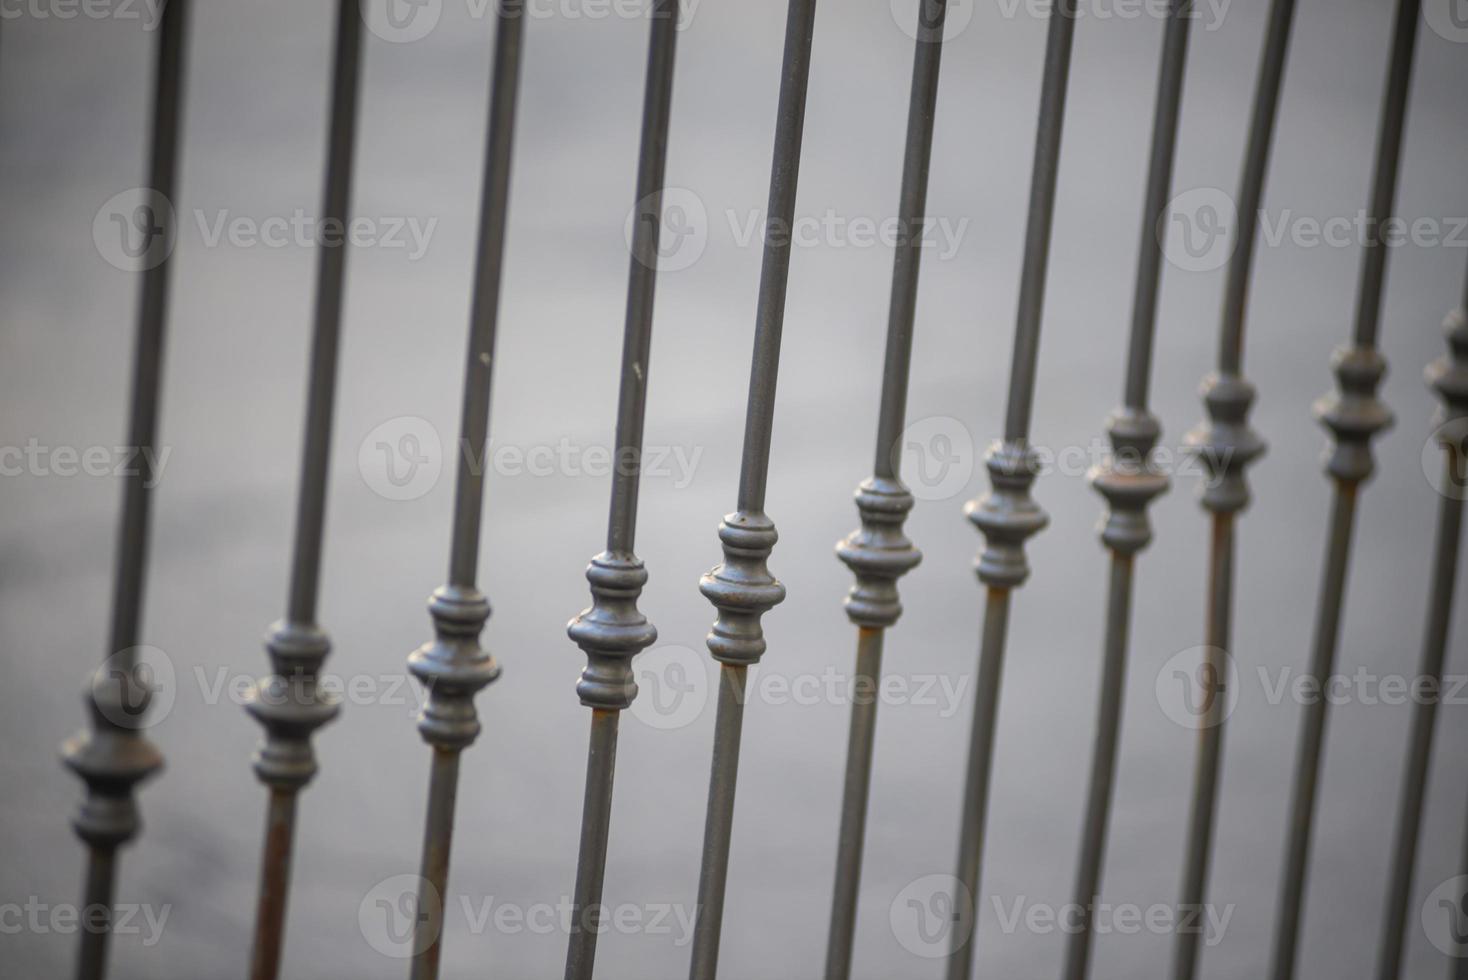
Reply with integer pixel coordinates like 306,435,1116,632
837,477,921,628
409,585,500,748
701,512,786,666
569,552,658,710
1090,407,1170,554
1313,344,1394,484
966,441,1049,589
1427,306,1468,427
62,666,164,849
1186,372,1266,515
245,622,340,788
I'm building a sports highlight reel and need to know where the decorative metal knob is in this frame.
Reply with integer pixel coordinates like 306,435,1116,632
1428,306,1468,425
837,477,922,629
966,441,1049,589
61,667,164,849
1186,372,1267,515
1090,407,1170,554
245,622,341,789
409,585,500,750
568,552,658,710
1313,344,1394,484
700,512,786,667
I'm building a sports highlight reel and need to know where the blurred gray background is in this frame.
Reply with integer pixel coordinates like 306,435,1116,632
3,0,1467,977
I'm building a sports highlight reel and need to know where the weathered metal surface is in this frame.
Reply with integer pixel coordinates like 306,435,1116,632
823,2,943,974
687,3,815,976
944,2,1076,976
60,2,188,976
240,3,363,976
404,5,525,976
1171,2,1294,978
1270,3,1418,977
1374,285,1468,980
564,4,679,977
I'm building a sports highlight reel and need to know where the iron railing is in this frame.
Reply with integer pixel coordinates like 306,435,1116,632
45,1,1467,978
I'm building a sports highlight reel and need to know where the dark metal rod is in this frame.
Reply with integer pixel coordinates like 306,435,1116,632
564,7,678,979
1376,449,1464,980
1218,0,1297,375
1457,803,1468,980
64,3,187,976
943,589,1011,980
735,0,816,513
824,630,885,980
606,0,680,555
825,6,944,976
872,0,947,480
249,791,298,980
1002,0,1077,444
688,666,750,980
410,750,462,980
1172,4,1295,977
447,0,526,590
565,711,623,980
1061,554,1136,980
1122,0,1190,411
246,4,362,978
405,7,524,977
1172,514,1234,980
689,3,816,975
1352,0,1421,352
284,0,363,628
1271,4,1419,974
1270,484,1360,980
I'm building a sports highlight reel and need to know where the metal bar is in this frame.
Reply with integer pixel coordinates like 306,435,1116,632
404,6,525,977
824,630,884,980
824,5,944,977
243,3,363,978
1063,9,1187,973
943,589,1010,978
1374,291,1468,980
563,5,679,978
945,4,1075,977
688,2,816,975
689,666,751,980
60,2,187,976
1172,3,1294,977
1001,0,1077,445
1269,3,1417,976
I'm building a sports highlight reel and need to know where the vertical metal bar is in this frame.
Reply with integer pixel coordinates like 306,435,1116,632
404,5,525,977
687,2,816,976
563,4,679,978
1172,3,1293,977
60,2,187,977
944,4,1075,978
1269,4,1418,977
1374,288,1468,980
824,630,884,980
242,3,362,978
824,4,942,972
1062,7,1188,975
